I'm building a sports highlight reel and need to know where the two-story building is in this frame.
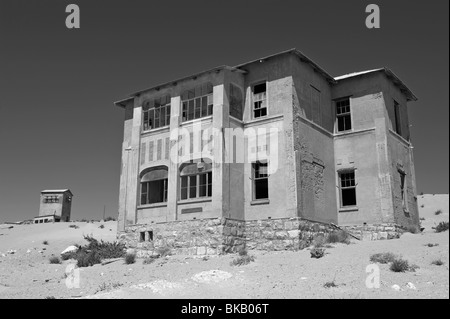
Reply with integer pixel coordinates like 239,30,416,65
114,49,419,255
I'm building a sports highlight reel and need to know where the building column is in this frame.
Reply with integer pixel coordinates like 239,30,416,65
167,96,181,221
211,84,230,218
125,105,142,226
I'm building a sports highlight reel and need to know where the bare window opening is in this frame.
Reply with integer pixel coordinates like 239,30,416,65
253,161,269,200
229,84,243,120
394,100,402,136
147,231,153,241
140,168,168,205
336,98,352,132
339,171,357,207
140,232,145,242
400,171,408,213
143,94,171,131
252,83,267,119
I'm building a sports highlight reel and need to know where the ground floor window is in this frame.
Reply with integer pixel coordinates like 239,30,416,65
252,161,269,200
140,167,168,205
180,160,212,200
399,170,408,212
339,170,357,207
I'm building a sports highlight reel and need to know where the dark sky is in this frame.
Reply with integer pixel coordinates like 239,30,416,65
0,0,448,223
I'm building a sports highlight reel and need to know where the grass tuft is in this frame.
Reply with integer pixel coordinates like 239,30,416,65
124,253,136,265
431,259,444,266
435,222,449,233
370,252,397,264
49,256,61,264
310,247,326,259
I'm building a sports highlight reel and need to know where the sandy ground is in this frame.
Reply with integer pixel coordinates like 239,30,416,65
0,194,448,299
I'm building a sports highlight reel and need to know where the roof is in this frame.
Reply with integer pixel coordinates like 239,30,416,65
41,189,73,196
114,49,417,106
334,68,418,101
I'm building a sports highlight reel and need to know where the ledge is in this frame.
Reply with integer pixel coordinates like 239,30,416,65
137,203,168,210
339,206,359,213
180,116,213,127
177,198,212,205
250,199,270,206
334,128,376,139
388,129,412,147
141,126,170,136
244,115,284,128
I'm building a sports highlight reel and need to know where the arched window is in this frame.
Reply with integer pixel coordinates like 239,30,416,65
181,83,213,121
180,159,212,200
142,94,171,131
140,167,168,205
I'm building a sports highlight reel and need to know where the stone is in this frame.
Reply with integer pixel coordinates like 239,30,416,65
391,284,401,291
196,246,206,255
288,230,300,238
406,282,417,290
378,232,388,240
61,245,78,255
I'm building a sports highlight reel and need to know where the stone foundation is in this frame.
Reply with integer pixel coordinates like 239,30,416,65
118,218,404,257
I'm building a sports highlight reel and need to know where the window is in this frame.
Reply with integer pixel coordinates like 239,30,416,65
44,196,59,203
180,160,212,200
400,171,408,212
339,170,357,207
181,83,213,121
140,167,168,205
139,231,153,242
336,98,352,132
394,100,402,135
143,94,171,131
252,161,269,200
252,83,267,118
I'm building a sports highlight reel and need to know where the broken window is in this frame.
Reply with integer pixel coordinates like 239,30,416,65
142,94,171,131
339,170,357,207
140,167,168,205
400,170,408,212
179,159,212,200
252,161,269,200
393,100,402,136
336,98,352,132
181,83,213,122
253,83,267,119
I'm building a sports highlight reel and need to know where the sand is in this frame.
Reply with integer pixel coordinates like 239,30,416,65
0,195,448,299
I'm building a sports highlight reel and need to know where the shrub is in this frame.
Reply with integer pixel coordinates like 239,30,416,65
69,225,79,229
420,217,425,221
238,247,248,256
45,296,56,299
99,224,105,229
125,253,136,265
435,210,443,216
312,235,326,248
370,252,397,264
435,222,449,233
420,205,425,208
230,254,255,266
323,281,338,288
431,259,444,266
104,217,116,222
326,230,350,244
49,256,61,264
60,235,126,267
42,240,49,245
310,247,326,259
390,258,418,273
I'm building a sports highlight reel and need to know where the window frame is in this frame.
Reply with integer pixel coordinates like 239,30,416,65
335,98,352,133
252,160,269,201
181,83,213,122
338,169,357,208
399,170,409,213
252,82,268,119
142,96,171,132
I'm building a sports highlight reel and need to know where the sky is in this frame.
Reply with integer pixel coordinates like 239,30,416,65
0,0,448,223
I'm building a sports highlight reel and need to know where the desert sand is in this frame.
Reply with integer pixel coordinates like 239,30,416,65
0,194,448,299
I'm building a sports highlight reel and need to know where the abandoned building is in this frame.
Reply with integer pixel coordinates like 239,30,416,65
34,189,73,224
114,48,420,256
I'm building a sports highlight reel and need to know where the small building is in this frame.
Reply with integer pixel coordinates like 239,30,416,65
34,189,73,224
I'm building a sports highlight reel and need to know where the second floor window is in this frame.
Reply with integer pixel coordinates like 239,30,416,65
394,100,402,136
336,98,352,132
143,95,171,131
140,167,168,205
253,83,267,118
180,160,212,200
181,83,213,122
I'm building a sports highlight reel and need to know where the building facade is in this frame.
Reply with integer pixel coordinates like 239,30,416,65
114,49,419,255
35,189,73,223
